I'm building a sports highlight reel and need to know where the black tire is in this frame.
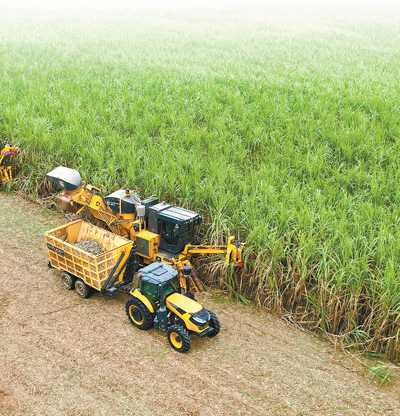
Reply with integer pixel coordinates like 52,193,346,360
126,297,155,330
167,325,191,353
61,271,76,290
74,279,92,298
207,310,220,337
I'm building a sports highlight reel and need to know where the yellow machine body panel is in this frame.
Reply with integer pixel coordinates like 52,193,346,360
166,292,202,314
131,288,155,313
167,293,209,333
167,293,203,315
135,230,161,260
0,166,12,183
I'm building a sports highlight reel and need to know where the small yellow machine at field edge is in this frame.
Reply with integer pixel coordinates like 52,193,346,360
0,144,21,184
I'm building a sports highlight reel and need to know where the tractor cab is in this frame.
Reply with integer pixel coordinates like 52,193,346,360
129,262,218,352
137,262,181,310
148,203,202,254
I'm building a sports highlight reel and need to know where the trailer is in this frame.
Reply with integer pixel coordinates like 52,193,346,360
45,220,134,297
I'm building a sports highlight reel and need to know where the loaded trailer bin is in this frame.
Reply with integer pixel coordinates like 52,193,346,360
45,220,133,296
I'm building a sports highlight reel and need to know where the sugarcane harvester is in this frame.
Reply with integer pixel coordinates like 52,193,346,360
0,144,21,184
46,166,244,292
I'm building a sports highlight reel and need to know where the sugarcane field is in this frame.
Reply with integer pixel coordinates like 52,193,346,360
1,1,400,415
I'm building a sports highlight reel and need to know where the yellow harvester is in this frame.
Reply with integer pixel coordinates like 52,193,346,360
46,166,244,292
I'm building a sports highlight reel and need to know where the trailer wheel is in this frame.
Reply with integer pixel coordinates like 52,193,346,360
126,297,154,330
75,279,92,299
206,310,220,337
61,272,76,290
167,325,191,353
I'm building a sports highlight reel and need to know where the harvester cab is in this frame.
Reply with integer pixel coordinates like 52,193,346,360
126,262,220,352
146,202,202,254
0,144,21,184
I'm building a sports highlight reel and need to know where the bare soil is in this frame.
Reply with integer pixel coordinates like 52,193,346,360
0,193,399,416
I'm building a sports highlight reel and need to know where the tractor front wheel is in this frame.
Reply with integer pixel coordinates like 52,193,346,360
206,310,220,337
167,325,191,353
61,271,76,290
126,297,154,330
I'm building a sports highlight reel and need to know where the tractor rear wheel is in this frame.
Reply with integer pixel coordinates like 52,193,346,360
74,279,92,298
167,325,191,353
206,310,220,337
126,297,154,330
61,272,76,290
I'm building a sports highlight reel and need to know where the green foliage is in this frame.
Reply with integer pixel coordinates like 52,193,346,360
367,360,397,385
1,5,400,360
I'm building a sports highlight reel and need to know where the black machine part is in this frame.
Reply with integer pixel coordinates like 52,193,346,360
142,197,159,217
183,266,195,299
148,203,200,234
101,246,140,295
155,283,168,331
148,203,172,234
46,166,82,191
148,203,201,254
104,189,141,214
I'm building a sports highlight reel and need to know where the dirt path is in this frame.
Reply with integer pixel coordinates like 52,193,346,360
0,193,399,416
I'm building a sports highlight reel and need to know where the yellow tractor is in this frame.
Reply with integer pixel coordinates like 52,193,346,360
46,166,244,292
127,262,220,352
0,144,21,184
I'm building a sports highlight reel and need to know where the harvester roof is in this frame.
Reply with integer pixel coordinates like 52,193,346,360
158,205,199,224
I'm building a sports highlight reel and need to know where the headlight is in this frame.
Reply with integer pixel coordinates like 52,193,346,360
192,316,207,324
189,310,210,330
189,316,208,330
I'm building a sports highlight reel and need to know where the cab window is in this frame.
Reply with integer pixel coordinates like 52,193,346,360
142,282,157,300
163,277,180,297
162,222,174,245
